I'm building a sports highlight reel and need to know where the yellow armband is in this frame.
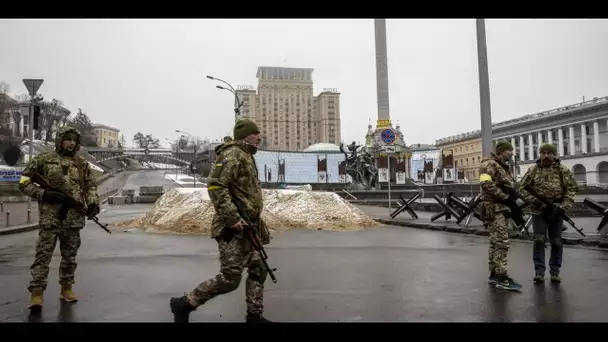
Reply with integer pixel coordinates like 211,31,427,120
479,173,492,182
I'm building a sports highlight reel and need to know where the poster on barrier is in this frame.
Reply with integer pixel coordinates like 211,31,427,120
396,172,406,184
0,167,23,185
443,168,455,182
317,154,327,183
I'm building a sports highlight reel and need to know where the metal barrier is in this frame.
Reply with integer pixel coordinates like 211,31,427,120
583,198,608,233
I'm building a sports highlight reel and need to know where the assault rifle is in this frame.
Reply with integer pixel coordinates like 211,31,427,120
232,198,278,283
497,184,531,235
522,184,585,237
505,198,531,236
32,173,111,234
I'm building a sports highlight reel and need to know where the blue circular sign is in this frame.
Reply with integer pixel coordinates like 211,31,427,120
381,129,395,144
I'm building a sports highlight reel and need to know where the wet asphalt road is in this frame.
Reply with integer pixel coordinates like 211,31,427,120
1,171,608,322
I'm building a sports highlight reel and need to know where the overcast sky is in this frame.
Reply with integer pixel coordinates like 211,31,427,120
1,19,607,148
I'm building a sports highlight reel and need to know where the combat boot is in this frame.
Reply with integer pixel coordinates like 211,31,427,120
246,314,272,323
170,296,196,323
28,287,44,313
533,273,544,284
60,284,78,302
550,272,561,284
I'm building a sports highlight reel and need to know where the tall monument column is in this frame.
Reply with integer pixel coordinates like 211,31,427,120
374,18,391,129
367,18,411,187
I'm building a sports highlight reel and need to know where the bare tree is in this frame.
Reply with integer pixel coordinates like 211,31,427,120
172,135,189,151
40,99,66,144
118,134,126,148
132,132,161,149
0,82,16,138
145,134,161,148
133,132,145,148
187,137,208,153
67,108,97,146
0,81,14,115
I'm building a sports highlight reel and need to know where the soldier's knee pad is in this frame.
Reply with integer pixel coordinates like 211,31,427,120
248,266,268,284
217,272,242,293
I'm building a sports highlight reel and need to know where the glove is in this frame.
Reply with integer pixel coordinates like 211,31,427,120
551,203,566,216
87,204,100,219
43,189,67,203
507,188,518,202
499,194,512,204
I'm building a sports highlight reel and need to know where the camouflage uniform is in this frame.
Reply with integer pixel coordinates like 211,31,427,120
519,144,577,282
171,119,271,323
479,152,514,278
19,126,100,310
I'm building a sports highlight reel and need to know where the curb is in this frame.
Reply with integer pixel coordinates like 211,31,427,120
374,218,608,250
0,223,38,236
0,195,30,203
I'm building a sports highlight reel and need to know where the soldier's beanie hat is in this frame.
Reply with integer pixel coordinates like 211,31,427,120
539,143,557,155
495,140,513,154
233,118,260,140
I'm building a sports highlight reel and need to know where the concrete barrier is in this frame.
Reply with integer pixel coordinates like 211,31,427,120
108,196,130,205
139,186,164,195
121,189,135,197
133,195,161,203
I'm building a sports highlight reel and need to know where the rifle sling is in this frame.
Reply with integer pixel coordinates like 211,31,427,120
73,155,88,207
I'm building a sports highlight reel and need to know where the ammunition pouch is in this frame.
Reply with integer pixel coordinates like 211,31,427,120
480,201,495,222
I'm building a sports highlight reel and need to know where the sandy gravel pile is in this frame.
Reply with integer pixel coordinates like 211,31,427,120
114,188,380,235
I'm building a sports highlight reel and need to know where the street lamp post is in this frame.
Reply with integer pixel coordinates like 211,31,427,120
206,75,244,122
175,129,199,188
165,137,179,180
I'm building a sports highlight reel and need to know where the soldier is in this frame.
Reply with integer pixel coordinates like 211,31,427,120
170,118,272,323
18,126,100,313
519,144,577,284
479,140,522,291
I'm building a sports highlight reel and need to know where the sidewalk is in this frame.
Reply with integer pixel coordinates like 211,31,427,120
0,202,38,229
356,204,608,249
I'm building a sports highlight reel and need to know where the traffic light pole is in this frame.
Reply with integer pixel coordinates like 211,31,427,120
22,78,43,221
